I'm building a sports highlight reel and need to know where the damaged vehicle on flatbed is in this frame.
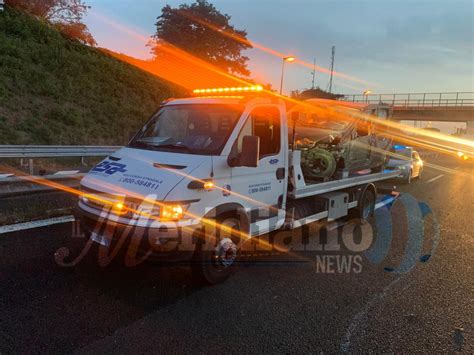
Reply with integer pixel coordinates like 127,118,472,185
288,99,393,180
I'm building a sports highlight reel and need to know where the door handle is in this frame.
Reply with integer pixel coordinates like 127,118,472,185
276,168,285,180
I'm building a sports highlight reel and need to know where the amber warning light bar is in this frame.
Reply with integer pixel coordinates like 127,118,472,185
192,85,263,95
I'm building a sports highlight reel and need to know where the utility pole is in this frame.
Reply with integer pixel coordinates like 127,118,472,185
311,58,316,89
328,46,335,93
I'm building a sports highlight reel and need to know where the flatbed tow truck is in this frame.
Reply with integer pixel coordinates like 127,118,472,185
77,85,400,284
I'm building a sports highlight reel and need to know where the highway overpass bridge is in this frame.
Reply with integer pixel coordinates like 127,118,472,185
342,92,474,133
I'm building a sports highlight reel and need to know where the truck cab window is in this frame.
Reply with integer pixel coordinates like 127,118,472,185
237,106,281,158
377,109,388,119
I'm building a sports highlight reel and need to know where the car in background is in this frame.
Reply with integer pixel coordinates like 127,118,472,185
386,145,423,184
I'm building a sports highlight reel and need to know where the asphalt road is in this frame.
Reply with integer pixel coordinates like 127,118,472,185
0,156,472,353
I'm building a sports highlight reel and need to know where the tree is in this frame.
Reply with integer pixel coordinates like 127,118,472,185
5,0,96,46
56,21,96,46
151,0,252,77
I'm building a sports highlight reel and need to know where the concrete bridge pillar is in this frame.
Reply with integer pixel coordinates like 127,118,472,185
467,120,474,135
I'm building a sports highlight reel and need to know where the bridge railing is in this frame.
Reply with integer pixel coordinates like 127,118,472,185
341,92,474,108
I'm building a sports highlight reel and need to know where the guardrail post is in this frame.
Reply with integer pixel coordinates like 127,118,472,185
28,159,34,175
455,92,459,106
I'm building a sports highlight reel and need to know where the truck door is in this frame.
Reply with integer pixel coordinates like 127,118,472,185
230,105,286,228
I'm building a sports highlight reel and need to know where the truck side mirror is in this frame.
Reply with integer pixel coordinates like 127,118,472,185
240,135,260,167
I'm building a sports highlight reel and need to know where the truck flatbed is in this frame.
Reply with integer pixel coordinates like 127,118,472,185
291,169,400,199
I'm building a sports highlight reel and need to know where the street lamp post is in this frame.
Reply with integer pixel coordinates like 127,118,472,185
363,90,372,103
279,56,296,95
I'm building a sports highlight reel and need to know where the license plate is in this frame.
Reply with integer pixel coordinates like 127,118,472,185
90,232,110,247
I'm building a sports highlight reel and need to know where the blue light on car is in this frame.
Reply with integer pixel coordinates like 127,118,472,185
393,145,409,149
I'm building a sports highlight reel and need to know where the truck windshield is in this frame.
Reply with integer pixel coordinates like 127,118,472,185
129,104,243,155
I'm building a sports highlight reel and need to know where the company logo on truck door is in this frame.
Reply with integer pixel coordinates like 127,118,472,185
92,161,127,175
222,184,232,196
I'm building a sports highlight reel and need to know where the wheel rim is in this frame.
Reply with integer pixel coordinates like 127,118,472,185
214,238,237,268
210,218,240,271
362,191,374,219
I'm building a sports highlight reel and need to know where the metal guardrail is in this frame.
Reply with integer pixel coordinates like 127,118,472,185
0,145,121,175
0,145,121,158
341,92,474,108
0,174,84,198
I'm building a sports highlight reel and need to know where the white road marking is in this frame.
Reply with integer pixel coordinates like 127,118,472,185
375,197,395,210
340,275,414,352
0,174,14,179
426,174,445,184
0,215,75,234
54,170,80,175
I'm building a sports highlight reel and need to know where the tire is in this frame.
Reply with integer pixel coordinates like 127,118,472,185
405,170,412,184
417,168,423,180
302,148,337,178
351,185,376,221
192,215,242,285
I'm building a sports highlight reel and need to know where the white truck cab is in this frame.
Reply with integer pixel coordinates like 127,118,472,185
77,86,400,284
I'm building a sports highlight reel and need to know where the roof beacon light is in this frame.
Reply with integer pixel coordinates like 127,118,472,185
193,85,263,95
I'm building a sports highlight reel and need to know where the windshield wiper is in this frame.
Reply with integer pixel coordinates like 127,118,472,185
155,143,193,152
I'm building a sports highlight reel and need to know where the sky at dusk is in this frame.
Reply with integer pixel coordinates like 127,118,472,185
83,0,473,98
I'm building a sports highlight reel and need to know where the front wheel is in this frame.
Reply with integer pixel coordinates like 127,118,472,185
404,170,412,184
192,216,242,285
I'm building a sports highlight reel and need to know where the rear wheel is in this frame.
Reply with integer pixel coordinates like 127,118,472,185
192,215,242,285
351,185,376,221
